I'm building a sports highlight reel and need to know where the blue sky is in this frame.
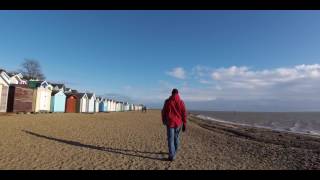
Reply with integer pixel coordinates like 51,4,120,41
1,10,320,111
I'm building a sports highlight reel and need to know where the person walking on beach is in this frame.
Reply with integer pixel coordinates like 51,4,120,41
161,89,187,161
142,106,147,113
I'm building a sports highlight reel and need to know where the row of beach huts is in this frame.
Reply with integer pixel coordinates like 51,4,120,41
0,69,144,113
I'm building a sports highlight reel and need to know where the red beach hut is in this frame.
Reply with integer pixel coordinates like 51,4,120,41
65,93,78,113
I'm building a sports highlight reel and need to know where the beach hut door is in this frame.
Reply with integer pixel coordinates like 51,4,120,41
40,91,48,110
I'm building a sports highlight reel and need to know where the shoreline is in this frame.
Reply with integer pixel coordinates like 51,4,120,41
189,113,320,155
189,112,320,138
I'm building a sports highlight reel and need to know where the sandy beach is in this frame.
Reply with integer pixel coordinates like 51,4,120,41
0,110,319,170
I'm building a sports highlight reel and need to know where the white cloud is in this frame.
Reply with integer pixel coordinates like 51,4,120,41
209,64,320,89
123,64,320,109
166,67,186,79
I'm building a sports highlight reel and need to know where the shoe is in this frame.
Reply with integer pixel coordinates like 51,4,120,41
168,156,175,161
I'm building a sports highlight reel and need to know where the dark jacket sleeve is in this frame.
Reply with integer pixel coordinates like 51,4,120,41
180,100,187,125
161,99,168,124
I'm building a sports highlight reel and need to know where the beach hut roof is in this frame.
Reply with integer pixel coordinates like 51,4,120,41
65,93,78,98
50,83,65,89
87,93,95,99
0,70,10,85
51,90,65,96
75,93,87,99
0,69,7,74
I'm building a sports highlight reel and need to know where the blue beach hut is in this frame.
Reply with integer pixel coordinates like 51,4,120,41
99,98,108,112
51,90,66,112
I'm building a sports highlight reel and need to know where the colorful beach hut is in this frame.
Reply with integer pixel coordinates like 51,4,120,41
95,97,101,113
28,80,53,112
50,90,66,112
117,101,121,112
86,93,95,113
106,99,111,112
109,100,114,112
75,93,88,113
0,70,10,112
7,84,34,113
99,98,108,112
110,99,114,112
120,102,124,112
65,93,78,113
124,102,129,111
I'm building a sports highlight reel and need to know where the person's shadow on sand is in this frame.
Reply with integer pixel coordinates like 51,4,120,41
22,130,168,161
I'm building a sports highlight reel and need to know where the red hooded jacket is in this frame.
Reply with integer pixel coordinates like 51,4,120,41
161,93,187,128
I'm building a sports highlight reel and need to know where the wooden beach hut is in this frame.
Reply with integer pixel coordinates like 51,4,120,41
86,93,95,113
121,102,124,112
0,70,10,112
99,98,108,112
104,98,111,112
28,81,53,113
115,101,118,112
7,84,34,113
65,93,78,113
98,98,104,112
112,100,115,112
109,100,114,112
106,99,111,112
50,90,66,112
124,102,129,111
114,100,117,112
117,102,121,112
95,97,101,113
118,102,121,112
75,93,88,113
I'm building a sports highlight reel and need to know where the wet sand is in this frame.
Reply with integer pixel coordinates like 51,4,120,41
0,110,319,170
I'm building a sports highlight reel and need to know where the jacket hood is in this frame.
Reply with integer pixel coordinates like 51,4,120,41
170,93,180,101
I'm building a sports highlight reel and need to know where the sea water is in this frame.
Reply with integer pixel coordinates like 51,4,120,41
190,111,320,136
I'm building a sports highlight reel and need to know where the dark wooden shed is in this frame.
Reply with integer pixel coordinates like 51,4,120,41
65,93,78,113
7,84,34,113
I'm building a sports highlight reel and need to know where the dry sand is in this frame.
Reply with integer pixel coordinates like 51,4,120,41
0,110,319,170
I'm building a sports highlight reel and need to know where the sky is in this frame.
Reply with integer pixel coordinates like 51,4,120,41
1,10,320,111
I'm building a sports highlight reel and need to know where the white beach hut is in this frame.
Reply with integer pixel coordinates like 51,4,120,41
94,96,101,113
75,93,88,113
111,100,116,112
86,93,96,113
0,70,10,112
